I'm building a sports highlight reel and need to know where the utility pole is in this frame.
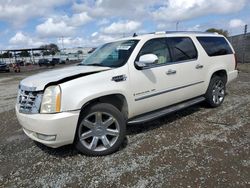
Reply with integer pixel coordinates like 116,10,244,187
242,25,247,63
61,36,65,54
176,21,179,31
244,24,248,35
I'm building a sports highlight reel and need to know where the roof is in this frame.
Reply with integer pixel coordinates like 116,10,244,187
1,47,46,52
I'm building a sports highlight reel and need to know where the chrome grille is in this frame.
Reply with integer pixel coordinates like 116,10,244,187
17,86,42,114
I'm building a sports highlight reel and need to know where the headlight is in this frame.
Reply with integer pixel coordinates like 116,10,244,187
40,85,61,113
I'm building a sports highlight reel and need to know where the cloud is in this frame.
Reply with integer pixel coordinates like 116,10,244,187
187,24,201,31
57,37,87,47
0,0,70,27
70,12,92,27
90,34,118,45
36,18,75,38
36,12,92,38
102,20,141,34
152,0,246,22
97,19,110,26
72,0,159,20
229,19,246,28
91,32,98,37
9,32,44,48
2,0,248,49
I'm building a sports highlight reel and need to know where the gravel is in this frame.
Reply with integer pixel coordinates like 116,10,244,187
0,64,249,187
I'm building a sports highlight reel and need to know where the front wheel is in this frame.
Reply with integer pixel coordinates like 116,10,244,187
205,75,226,107
75,103,126,156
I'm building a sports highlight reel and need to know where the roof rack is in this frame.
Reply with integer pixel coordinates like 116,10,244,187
132,31,217,37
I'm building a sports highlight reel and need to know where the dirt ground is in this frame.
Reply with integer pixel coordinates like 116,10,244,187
0,64,249,187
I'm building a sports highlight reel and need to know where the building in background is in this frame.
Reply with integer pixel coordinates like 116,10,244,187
0,47,93,65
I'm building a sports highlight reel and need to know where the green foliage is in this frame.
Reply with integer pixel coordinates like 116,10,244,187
19,50,30,57
0,51,12,58
206,28,229,37
40,43,60,56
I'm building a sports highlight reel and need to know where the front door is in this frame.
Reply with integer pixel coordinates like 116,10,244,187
129,36,205,117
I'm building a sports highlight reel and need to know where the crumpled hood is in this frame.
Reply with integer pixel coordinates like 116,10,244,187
20,65,111,91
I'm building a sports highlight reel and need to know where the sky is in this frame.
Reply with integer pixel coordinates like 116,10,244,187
0,0,249,50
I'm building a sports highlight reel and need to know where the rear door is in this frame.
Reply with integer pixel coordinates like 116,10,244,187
165,37,207,97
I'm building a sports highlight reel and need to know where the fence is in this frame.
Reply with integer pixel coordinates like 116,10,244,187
0,53,88,65
228,32,250,63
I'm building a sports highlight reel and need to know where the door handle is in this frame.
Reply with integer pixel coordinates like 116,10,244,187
196,64,204,69
166,69,176,75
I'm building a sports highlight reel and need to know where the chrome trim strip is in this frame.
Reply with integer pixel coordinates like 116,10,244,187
135,81,204,101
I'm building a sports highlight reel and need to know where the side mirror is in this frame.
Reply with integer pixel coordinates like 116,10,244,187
135,54,158,68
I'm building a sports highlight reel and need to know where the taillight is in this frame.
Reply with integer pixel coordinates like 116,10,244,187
234,53,238,70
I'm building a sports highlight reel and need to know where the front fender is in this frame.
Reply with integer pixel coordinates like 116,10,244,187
59,67,131,115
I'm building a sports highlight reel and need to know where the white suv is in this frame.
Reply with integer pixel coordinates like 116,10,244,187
16,32,238,155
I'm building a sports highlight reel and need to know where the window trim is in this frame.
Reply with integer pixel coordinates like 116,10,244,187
134,36,198,70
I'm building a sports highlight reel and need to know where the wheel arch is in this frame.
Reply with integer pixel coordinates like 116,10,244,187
210,69,228,84
79,93,129,120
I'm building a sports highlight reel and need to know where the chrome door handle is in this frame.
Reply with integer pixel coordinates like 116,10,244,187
196,64,204,69
166,69,176,75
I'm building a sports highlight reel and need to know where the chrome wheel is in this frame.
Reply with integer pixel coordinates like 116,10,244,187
79,112,120,152
212,80,225,105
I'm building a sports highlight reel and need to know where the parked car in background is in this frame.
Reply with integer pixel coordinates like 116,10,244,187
16,60,24,66
88,48,97,54
51,58,60,64
38,59,54,67
0,61,10,72
59,60,66,64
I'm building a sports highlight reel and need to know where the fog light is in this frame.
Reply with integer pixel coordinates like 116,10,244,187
36,133,56,141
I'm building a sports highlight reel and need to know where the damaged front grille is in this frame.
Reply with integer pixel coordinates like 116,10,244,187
17,85,43,114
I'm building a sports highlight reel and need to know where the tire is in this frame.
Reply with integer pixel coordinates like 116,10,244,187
205,75,226,107
75,103,126,156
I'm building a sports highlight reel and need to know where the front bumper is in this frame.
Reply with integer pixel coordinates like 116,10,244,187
15,105,80,148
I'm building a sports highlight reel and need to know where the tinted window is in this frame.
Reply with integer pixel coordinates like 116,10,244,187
167,37,198,62
197,37,233,56
138,38,171,64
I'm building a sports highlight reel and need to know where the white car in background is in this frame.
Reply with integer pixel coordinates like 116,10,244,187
16,31,238,156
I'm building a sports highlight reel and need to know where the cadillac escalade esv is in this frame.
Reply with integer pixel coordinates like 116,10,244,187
16,31,238,156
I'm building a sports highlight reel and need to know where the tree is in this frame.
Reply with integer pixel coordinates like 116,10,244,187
19,50,30,57
206,28,229,37
0,51,12,58
40,43,60,56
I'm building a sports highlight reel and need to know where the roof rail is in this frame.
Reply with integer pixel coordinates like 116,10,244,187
132,31,216,37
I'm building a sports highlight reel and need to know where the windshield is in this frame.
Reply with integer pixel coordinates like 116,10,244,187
80,39,139,68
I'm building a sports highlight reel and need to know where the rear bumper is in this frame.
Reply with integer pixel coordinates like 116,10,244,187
227,70,238,83
15,105,80,148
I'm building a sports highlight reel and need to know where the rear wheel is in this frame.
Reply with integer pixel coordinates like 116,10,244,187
75,103,126,156
205,75,226,107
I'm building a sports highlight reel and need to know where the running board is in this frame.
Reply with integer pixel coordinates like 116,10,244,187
127,96,205,124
